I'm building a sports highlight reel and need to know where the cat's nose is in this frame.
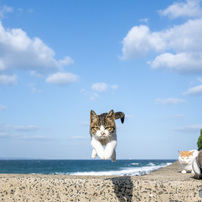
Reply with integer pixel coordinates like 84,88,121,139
100,131,105,136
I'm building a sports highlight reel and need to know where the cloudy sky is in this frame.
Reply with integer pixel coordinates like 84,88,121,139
0,0,202,159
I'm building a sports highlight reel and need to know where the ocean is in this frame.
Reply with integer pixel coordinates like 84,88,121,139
0,159,176,176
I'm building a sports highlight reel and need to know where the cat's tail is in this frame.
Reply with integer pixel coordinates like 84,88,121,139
115,112,125,124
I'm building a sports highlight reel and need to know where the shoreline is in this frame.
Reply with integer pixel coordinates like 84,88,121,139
0,161,201,201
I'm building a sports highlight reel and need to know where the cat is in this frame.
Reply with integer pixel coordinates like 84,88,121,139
90,109,125,162
192,150,202,179
178,150,198,173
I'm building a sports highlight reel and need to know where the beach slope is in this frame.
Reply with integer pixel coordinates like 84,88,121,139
0,161,201,201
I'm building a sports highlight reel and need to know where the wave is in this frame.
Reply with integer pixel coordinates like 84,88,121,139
147,162,155,166
131,163,139,166
70,162,172,176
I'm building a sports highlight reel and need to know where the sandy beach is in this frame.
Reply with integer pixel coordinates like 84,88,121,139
0,161,201,201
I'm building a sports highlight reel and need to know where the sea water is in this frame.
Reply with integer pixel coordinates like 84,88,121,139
0,159,175,176
0,160,176,176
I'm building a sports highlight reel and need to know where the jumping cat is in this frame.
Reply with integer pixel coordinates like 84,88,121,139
90,110,125,162
178,150,198,173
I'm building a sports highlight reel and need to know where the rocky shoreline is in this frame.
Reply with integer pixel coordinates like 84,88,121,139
0,161,202,201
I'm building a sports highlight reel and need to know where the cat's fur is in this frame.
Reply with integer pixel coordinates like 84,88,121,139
90,110,125,162
192,150,202,179
178,150,198,173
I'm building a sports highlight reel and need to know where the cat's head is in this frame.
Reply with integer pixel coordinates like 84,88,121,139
178,150,195,165
90,110,116,139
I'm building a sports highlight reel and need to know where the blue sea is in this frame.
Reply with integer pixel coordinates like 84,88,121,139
0,159,175,176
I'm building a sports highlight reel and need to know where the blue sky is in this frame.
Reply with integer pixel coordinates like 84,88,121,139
0,0,202,159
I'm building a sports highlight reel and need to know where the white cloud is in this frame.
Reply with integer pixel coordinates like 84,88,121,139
0,74,17,85
82,83,118,100
90,93,99,100
27,9,34,14
0,105,6,111
155,98,185,105
122,25,169,60
20,135,53,141
59,56,74,66
13,125,40,132
0,131,8,138
0,132,52,140
139,18,149,23
79,122,89,127
0,21,73,73
159,0,202,18
28,83,42,94
175,124,202,133
0,123,53,140
121,0,202,74
80,89,99,101
91,83,108,92
80,88,88,95
46,72,79,85
175,114,184,119
0,5,13,19
125,115,133,119
197,77,202,82
30,71,43,77
111,85,118,90
121,25,166,60
122,19,202,57
70,136,89,140
150,52,202,73
184,84,202,95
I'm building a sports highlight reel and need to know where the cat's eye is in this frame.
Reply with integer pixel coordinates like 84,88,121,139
105,126,114,131
91,127,100,130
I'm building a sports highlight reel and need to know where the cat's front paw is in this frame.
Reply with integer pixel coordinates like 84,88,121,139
98,153,105,160
91,153,97,159
181,170,186,174
105,153,112,160
91,149,97,159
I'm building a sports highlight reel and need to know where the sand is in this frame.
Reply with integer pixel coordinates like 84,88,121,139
0,161,202,201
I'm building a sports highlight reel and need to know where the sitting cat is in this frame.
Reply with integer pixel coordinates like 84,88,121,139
192,150,202,179
178,150,198,173
90,110,125,162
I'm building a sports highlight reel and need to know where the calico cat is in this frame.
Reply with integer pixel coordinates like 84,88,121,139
192,150,202,179
178,150,198,173
90,110,125,162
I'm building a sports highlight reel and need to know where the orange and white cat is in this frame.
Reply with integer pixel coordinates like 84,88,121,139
178,150,198,173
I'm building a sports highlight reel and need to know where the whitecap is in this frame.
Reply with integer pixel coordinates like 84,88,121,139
131,163,139,166
70,163,172,176
147,162,155,166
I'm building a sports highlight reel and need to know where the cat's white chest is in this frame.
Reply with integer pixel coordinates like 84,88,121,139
91,133,117,162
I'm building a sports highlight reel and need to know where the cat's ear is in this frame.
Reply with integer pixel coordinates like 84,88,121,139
90,110,98,121
106,110,115,120
190,151,194,155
